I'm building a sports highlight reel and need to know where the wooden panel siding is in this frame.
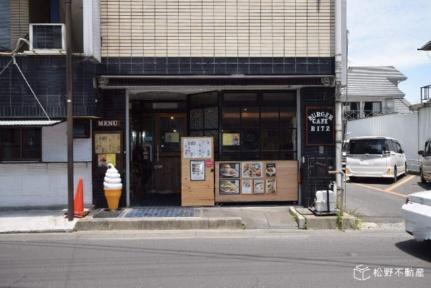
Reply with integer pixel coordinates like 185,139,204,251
100,0,335,58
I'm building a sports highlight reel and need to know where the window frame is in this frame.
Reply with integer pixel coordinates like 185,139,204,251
0,127,42,162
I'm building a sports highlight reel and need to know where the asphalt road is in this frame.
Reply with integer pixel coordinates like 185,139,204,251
346,174,431,223
0,230,429,288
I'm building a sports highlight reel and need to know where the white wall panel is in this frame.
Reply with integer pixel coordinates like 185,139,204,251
42,122,92,162
0,163,92,207
346,113,419,160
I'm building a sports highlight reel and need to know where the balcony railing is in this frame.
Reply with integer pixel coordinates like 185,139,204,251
344,110,390,121
344,110,361,120
421,85,430,103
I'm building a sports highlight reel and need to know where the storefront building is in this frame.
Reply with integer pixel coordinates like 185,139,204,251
0,0,346,208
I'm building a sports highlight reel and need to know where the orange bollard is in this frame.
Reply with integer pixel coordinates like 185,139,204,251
74,178,85,218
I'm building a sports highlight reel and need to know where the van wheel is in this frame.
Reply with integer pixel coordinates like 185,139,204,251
421,169,427,184
393,166,398,183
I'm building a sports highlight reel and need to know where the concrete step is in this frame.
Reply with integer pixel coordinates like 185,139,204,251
290,207,359,230
75,217,244,231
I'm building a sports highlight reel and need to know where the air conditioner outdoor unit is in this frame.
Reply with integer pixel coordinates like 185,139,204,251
29,23,65,53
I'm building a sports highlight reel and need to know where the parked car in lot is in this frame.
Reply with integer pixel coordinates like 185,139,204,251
402,191,431,241
346,137,407,182
418,139,431,183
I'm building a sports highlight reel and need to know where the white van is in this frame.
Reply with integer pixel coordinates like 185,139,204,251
346,137,407,182
419,139,431,183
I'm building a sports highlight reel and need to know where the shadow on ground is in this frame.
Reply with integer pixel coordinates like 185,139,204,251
349,175,406,185
395,239,431,262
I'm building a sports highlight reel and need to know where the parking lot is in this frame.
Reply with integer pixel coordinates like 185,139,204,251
346,174,431,224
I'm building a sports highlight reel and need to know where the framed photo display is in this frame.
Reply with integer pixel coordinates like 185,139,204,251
190,160,205,181
219,179,240,195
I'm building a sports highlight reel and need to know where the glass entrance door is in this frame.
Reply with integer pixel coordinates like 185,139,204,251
131,112,186,206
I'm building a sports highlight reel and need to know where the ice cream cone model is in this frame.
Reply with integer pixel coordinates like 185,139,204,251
103,164,123,210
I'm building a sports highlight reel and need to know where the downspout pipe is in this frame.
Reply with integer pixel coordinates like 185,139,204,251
335,0,347,209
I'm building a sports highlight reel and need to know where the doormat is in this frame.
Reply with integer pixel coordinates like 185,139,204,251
121,207,196,218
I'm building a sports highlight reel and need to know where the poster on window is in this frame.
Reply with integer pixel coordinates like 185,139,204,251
190,160,205,181
183,138,212,159
305,107,335,146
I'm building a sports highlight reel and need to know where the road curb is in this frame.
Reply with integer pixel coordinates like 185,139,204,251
74,217,244,231
289,207,306,229
290,207,358,230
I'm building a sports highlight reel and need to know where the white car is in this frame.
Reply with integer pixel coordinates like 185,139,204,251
418,139,431,183
402,191,431,241
346,137,407,182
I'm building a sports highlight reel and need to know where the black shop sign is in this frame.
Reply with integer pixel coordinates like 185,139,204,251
305,107,335,146
95,119,122,130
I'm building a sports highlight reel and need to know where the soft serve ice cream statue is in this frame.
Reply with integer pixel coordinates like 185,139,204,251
103,164,123,210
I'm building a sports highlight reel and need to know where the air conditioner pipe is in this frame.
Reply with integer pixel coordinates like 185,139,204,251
0,38,30,56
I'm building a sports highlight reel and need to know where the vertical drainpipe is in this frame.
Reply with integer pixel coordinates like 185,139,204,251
125,90,131,207
335,0,347,207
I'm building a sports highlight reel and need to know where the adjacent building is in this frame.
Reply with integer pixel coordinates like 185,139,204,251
344,66,409,120
0,0,347,208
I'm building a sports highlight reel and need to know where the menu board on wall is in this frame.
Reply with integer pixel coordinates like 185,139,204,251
305,107,335,146
95,133,121,154
183,138,212,159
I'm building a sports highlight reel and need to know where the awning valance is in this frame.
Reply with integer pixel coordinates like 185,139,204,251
0,120,62,127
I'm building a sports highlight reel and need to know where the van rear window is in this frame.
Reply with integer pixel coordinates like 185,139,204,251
349,139,386,154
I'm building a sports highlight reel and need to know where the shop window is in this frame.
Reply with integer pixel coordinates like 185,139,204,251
188,92,220,159
222,107,240,129
223,92,258,107
221,91,297,161
73,119,90,138
0,128,41,161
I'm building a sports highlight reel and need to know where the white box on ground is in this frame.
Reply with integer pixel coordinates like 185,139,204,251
315,190,336,213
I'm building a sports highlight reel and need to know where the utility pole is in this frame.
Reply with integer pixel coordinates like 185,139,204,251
65,0,74,221
335,0,347,211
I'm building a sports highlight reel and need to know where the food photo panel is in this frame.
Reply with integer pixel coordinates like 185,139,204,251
241,179,253,194
219,163,240,178
253,179,265,194
242,162,263,178
219,179,240,195
265,163,276,177
266,178,277,194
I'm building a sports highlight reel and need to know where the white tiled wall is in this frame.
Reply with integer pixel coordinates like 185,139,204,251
0,122,93,208
0,163,92,207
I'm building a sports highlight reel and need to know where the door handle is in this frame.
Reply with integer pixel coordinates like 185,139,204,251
156,146,160,162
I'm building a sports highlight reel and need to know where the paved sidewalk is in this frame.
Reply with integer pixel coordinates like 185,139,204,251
0,210,77,234
0,206,297,233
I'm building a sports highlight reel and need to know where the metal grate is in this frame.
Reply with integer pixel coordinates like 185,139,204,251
122,207,196,218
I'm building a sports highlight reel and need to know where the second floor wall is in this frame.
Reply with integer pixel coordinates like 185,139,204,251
100,0,335,58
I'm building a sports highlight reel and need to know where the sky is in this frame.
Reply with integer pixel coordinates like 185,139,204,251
347,0,431,104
